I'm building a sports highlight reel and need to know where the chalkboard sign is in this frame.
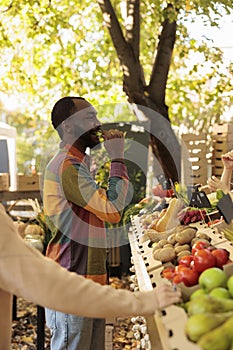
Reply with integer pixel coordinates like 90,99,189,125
0,140,9,173
217,193,233,224
189,190,212,208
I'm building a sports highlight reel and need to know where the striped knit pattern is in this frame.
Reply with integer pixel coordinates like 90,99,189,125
43,144,129,285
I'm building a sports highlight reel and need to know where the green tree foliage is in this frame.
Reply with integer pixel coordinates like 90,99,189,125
0,0,232,175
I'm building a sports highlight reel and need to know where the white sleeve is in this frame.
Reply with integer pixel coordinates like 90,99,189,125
0,204,156,318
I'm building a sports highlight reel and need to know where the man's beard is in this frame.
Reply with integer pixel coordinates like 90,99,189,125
74,125,101,149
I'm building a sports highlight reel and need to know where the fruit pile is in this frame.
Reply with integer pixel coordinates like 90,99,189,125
161,239,230,286
139,197,184,232
184,267,233,350
152,226,198,263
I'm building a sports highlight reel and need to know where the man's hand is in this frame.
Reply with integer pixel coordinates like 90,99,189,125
103,129,125,161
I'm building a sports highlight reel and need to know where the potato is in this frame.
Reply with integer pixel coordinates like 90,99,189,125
174,244,191,254
167,233,177,245
152,243,161,253
175,227,197,245
153,248,162,260
139,229,157,243
158,247,176,262
195,232,211,241
158,239,169,248
191,237,210,247
163,244,174,249
177,250,192,261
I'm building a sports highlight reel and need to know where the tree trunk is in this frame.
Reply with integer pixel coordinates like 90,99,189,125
97,0,181,182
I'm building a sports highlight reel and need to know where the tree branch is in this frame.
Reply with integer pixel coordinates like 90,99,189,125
0,0,13,13
125,0,140,58
147,4,177,106
97,0,146,104
97,0,129,65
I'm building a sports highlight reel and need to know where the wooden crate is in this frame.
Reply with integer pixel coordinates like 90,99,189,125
181,133,208,186
212,122,233,135
0,173,10,191
212,139,233,154
212,123,233,177
212,166,225,177
212,133,233,143
17,174,41,191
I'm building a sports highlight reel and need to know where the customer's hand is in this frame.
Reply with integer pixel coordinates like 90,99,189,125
222,150,233,170
207,176,229,194
153,283,182,310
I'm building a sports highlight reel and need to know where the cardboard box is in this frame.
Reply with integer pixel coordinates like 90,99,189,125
0,173,9,191
17,174,41,191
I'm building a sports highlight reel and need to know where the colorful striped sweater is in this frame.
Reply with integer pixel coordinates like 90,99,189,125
43,144,129,285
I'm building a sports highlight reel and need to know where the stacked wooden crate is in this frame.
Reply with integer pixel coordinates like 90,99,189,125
0,173,10,191
181,133,208,186
212,123,233,178
17,174,41,191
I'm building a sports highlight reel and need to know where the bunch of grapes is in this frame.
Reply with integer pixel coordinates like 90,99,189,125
178,208,207,225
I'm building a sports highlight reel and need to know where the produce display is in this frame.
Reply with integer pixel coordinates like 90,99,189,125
128,187,233,350
161,241,230,286
178,207,207,225
184,267,233,350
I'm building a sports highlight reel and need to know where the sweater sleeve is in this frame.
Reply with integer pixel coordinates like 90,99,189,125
61,160,129,223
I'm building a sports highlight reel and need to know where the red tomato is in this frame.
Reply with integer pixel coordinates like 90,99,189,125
193,248,216,273
173,274,185,285
173,267,199,286
175,265,187,274
189,260,196,270
192,240,210,255
178,255,193,267
211,249,229,268
161,267,176,281
183,268,199,286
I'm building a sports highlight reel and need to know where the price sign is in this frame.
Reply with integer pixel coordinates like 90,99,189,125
189,190,212,208
217,193,233,224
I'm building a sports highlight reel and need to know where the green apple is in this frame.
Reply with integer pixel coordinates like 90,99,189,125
227,275,233,297
190,288,207,300
199,267,228,292
209,287,232,299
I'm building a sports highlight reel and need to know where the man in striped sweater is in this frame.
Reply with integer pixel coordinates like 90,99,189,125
43,96,129,350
